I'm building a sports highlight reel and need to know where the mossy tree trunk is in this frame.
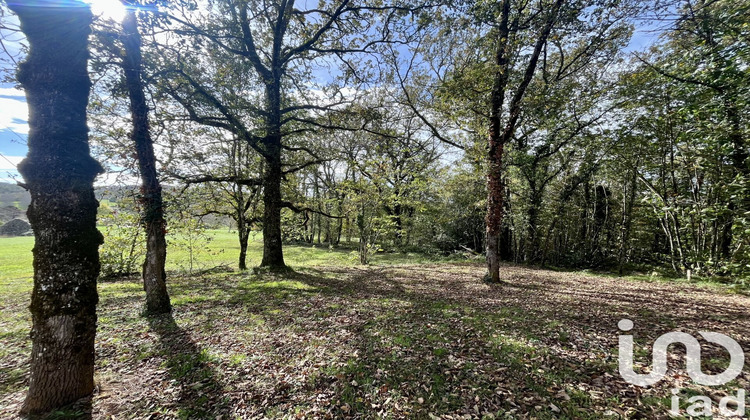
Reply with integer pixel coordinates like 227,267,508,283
259,79,286,269
121,5,171,315
10,1,104,415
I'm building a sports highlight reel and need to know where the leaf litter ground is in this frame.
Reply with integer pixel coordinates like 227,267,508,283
1,263,749,419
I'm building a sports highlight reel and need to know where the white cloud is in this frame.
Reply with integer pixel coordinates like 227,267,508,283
0,155,24,171
0,87,25,98
0,96,29,134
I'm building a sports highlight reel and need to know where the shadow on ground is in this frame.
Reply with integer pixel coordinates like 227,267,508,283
3,263,750,419
146,313,231,418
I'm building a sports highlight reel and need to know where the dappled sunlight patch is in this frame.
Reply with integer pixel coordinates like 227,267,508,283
243,279,318,292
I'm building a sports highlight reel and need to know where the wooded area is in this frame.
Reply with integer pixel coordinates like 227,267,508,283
80,0,749,280
0,0,747,418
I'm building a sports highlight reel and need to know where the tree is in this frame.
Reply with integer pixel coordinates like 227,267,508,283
392,0,638,281
511,50,624,263
481,0,564,282
7,0,103,414
342,104,441,248
121,2,171,314
633,0,749,275
167,128,263,271
157,0,421,270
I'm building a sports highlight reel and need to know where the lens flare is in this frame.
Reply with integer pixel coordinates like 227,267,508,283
85,0,127,22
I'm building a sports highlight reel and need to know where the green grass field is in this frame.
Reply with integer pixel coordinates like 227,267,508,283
163,230,447,272
0,229,449,285
0,236,34,292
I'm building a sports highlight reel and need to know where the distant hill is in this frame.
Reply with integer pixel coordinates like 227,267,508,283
95,184,139,204
0,205,24,223
0,182,141,212
0,182,139,224
0,182,30,210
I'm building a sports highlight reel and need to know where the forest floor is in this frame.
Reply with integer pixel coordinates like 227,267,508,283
1,260,750,419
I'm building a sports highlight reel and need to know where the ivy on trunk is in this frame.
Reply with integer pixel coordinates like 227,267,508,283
121,4,172,315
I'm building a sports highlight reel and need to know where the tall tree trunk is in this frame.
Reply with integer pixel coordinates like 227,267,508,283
358,213,369,264
485,0,562,282
499,224,513,260
316,209,322,244
260,82,285,269
618,167,638,275
485,0,512,283
590,185,610,262
311,174,318,243
525,188,542,262
325,210,331,245
237,216,249,270
335,204,343,245
261,154,285,268
11,1,103,415
121,6,171,315
234,185,250,270
580,181,591,249
304,211,312,243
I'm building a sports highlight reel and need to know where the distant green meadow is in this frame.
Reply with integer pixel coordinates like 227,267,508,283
0,229,446,286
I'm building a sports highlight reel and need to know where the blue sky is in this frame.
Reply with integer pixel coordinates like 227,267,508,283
0,83,27,183
0,2,26,183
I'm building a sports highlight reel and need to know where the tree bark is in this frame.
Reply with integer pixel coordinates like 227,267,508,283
238,216,249,270
325,209,331,245
335,208,343,245
525,188,543,262
485,0,562,282
485,0,512,283
358,207,369,264
260,82,286,269
261,156,285,268
121,6,171,315
618,167,638,275
11,1,103,415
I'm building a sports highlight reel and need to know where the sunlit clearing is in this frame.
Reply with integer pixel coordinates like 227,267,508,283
85,0,127,22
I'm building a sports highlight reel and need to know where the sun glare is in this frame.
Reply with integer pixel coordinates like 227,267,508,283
86,0,127,22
